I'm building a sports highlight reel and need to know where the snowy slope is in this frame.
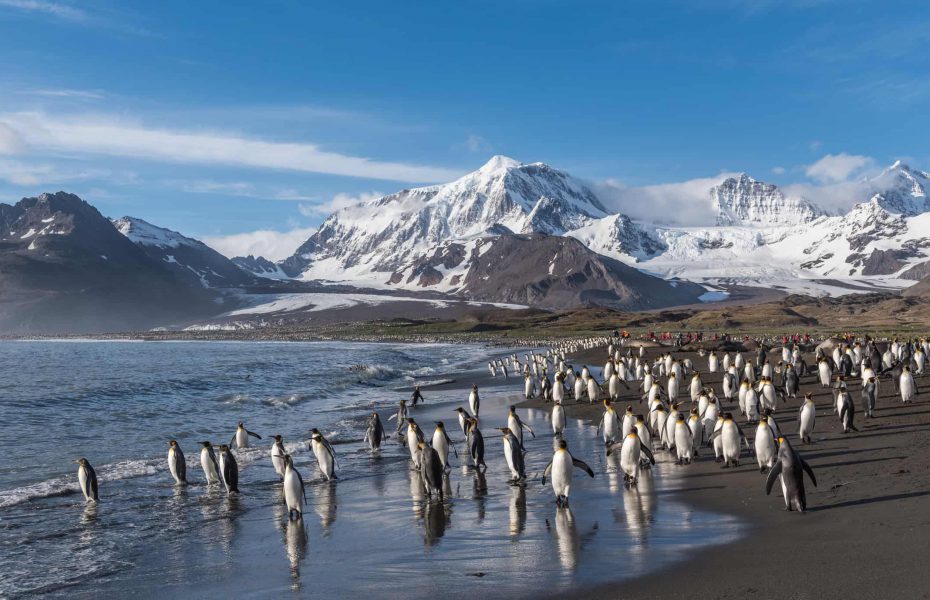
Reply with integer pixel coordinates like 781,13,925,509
252,157,930,299
712,173,822,226
281,156,609,278
113,217,253,287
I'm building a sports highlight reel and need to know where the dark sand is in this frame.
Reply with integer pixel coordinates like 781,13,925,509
518,344,930,600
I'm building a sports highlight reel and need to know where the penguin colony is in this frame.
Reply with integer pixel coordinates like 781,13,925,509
73,335,923,520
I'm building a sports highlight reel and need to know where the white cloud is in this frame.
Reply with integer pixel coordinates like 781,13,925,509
0,123,25,154
0,158,112,186
805,152,874,183
0,111,462,183
771,166,786,175
594,172,738,226
25,88,105,100
203,227,317,261
298,191,382,217
781,180,874,215
464,134,491,153
0,0,87,22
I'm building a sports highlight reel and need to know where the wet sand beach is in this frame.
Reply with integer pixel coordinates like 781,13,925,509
515,343,930,600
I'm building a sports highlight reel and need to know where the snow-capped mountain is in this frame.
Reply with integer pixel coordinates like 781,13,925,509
866,160,930,216
712,173,823,226
281,156,609,279
113,217,253,287
271,157,930,298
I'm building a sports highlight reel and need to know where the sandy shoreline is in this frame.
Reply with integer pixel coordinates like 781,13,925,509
514,344,930,600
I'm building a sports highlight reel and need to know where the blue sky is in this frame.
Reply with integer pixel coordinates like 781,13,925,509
0,0,927,258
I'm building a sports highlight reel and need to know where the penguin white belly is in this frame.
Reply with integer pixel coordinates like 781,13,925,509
168,448,182,483
406,430,420,466
236,429,248,448
551,451,573,498
655,413,668,446
664,414,678,448
201,449,218,482
271,447,285,478
702,406,718,440
799,405,815,440
603,413,619,443
312,441,335,480
574,380,585,400
755,433,775,468
504,439,519,478
524,379,533,399
552,405,565,434
587,379,599,403
78,467,90,501
721,424,740,461
675,426,692,462
469,391,479,415
609,377,620,399
622,415,635,437
713,420,724,458
709,356,718,372
283,469,303,514
553,384,564,404
432,431,450,468
819,364,831,387
619,436,640,479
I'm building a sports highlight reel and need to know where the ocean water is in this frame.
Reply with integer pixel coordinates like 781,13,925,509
0,341,741,598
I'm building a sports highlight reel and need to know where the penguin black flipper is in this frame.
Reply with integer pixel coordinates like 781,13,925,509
87,464,99,501
177,451,187,482
572,457,595,478
523,420,536,438
765,461,783,495
299,470,307,501
640,443,656,465
322,438,338,471
209,449,220,478
247,430,262,440
230,433,237,447
800,458,817,487
605,442,621,456
542,461,553,485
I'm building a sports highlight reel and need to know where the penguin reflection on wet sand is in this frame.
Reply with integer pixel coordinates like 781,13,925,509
766,436,817,512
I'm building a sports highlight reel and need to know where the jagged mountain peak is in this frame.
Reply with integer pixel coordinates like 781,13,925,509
281,155,610,277
867,160,930,216
711,173,822,227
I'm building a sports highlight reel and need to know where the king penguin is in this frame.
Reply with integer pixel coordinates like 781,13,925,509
232,422,262,449
542,439,594,506
766,436,817,512
167,440,186,484
309,428,337,480
76,457,99,502
282,454,306,519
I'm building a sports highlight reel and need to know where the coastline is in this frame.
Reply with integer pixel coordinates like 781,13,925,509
515,344,930,599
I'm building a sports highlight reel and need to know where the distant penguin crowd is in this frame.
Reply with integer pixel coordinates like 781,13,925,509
74,334,924,520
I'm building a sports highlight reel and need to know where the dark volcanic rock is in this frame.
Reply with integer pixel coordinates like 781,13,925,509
0,192,219,333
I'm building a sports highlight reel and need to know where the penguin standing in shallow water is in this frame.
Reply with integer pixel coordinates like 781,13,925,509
271,435,286,479
508,406,536,445
466,418,487,471
388,399,408,438
309,428,337,480
405,418,425,469
282,455,306,519
364,413,387,451
430,421,457,471
607,431,655,485
498,427,527,483
454,407,472,436
766,436,817,512
167,440,186,484
419,442,445,499
218,445,239,494
199,441,221,484
542,439,594,506
469,384,481,416
76,458,99,502
232,422,262,449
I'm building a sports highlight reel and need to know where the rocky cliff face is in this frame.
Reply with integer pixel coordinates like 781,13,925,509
0,193,222,333
711,173,823,226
